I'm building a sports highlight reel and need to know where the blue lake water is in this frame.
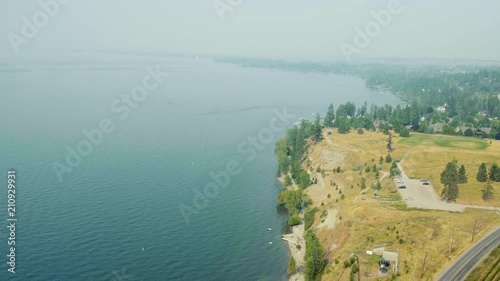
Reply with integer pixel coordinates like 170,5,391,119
0,53,401,281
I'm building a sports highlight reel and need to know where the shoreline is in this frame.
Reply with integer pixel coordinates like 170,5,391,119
282,223,305,281
277,176,306,281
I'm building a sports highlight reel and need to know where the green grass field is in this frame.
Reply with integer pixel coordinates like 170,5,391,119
399,133,488,150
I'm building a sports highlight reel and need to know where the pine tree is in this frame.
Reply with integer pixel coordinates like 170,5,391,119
360,177,366,189
337,117,350,134
441,160,458,186
379,156,384,165
482,180,494,201
294,127,306,161
442,182,459,201
324,103,335,128
441,160,460,201
458,165,468,184
385,154,392,163
476,163,488,182
489,163,500,182
313,113,323,143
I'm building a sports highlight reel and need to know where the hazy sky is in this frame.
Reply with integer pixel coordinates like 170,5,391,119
1,0,499,61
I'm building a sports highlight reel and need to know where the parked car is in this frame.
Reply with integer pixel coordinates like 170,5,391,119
379,260,391,267
395,178,404,184
405,197,414,200
420,178,430,185
398,185,407,189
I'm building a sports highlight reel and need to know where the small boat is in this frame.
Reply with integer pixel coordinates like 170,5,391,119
142,247,144,251
267,228,272,231
268,242,273,245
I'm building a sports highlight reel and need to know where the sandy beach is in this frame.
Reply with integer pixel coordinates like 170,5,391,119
282,222,305,281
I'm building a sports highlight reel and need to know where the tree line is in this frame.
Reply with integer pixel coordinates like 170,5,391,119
440,161,498,201
219,57,500,139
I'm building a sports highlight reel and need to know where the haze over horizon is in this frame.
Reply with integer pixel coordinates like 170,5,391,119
1,0,499,61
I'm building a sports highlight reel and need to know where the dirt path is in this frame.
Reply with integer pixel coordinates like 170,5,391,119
323,130,342,148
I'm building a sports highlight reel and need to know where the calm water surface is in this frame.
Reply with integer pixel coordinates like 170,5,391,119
0,53,401,280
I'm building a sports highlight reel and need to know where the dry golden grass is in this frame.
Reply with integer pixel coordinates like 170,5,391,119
302,129,500,281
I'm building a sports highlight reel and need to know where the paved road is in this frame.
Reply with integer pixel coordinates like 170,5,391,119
436,227,500,281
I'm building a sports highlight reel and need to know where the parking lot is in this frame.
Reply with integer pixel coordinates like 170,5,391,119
394,166,465,212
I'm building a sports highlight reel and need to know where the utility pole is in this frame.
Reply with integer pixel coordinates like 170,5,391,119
448,237,455,259
471,218,477,243
420,250,428,278
449,238,452,259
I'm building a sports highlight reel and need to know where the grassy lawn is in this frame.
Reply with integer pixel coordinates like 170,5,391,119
399,133,489,150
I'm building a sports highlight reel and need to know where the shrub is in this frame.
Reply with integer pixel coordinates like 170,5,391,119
353,163,363,171
288,213,301,226
304,208,319,230
288,257,297,275
400,127,410,137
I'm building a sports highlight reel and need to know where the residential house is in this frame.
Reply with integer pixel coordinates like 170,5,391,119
373,120,393,130
456,126,472,135
430,122,445,133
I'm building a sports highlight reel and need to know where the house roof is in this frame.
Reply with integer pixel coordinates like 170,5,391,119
430,122,445,132
382,251,399,262
481,127,492,134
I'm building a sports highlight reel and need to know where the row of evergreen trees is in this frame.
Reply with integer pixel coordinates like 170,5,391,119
476,163,500,182
441,161,498,201
320,101,500,139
